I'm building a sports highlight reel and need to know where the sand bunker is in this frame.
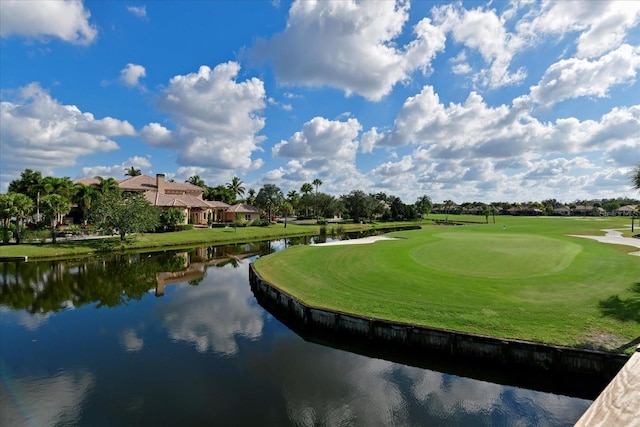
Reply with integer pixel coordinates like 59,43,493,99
568,229,640,256
313,236,400,246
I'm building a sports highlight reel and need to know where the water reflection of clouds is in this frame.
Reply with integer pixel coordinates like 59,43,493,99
0,371,94,427
257,338,590,426
120,328,144,352
157,263,263,356
0,308,50,331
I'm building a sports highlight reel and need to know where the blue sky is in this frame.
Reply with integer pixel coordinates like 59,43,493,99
1,0,639,204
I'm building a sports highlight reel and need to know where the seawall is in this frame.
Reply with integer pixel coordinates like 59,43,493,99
249,263,628,398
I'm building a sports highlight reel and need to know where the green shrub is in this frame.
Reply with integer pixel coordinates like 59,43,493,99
1,226,13,244
176,224,195,231
22,229,49,243
252,219,270,227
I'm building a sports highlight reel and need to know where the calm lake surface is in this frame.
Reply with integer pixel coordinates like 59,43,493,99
1,238,592,426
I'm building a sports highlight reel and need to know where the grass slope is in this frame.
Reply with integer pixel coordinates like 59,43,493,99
0,222,385,260
254,216,640,353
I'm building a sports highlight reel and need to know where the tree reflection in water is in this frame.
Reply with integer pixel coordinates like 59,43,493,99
0,242,264,314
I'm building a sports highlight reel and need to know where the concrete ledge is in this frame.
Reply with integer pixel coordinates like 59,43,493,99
250,263,628,398
0,256,28,262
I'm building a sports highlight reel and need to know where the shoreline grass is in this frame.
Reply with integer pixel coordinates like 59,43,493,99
254,215,640,353
0,221,416,260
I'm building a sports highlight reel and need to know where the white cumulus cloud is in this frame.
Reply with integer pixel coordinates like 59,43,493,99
254,0,445,101
0,83,134,188
0,0,97,45
530,44,640,108
432,3,526,88
518,0,640,59
119,63,147,88
141,62,266,171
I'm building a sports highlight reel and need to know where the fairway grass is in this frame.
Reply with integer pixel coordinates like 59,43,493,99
254,216,640,353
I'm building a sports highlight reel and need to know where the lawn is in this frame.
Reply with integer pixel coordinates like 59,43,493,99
0,222,406,260
253,215,640,353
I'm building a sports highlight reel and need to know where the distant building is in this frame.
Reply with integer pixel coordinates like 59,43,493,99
74,174,260,225
224,204,261,222
616,205,638,216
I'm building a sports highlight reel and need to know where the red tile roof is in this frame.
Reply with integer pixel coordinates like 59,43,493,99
119,175,203,193
226,204,260,213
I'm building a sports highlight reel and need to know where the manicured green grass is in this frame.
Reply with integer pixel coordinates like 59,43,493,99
0,222,409,260
254,215,640,353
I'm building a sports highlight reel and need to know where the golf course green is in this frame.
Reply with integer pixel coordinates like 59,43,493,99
254,216,640,353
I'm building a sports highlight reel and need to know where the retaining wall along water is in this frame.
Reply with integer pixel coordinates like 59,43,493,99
249,263,627,397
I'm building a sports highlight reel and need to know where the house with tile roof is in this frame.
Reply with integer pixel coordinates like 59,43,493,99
224,204,261,222
616,205,638,216
118,174,229,225
75,174,261,226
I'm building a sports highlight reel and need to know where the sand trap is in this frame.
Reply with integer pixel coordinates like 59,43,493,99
313,235,401,246
568,229,640,256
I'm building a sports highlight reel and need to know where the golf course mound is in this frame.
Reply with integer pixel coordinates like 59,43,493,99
410,232,582,278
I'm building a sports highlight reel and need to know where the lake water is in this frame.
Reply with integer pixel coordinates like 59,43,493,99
0,239,592,426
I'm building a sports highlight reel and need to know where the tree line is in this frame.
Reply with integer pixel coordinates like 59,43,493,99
2,164,639,244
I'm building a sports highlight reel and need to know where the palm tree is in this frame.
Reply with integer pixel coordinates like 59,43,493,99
443,199,454,223
124,166,142,177
226,176,245,201
287,190,300,215
95,176,120,194
300,183,313,217
73,183,99,225
186,175,206,188
256,184,283,222
11,193,34,244
483,208,491,224
42,176,75,200
280,201,293,228
415,195,432,220
490,205,497,224
300,182,313,196
312,178,322,220
40,194,72,243
632,163,640,191
246,188,256,206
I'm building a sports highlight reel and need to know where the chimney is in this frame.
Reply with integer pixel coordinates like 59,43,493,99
156,173,165,195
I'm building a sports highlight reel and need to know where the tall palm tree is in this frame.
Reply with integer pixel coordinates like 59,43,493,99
226,176,245,201
443,199,454,223
287,190,300,215
186,175,206,188
632,163,640,191
300,183,313,217
300,182,313,196
124,166,142,177
312,178,322,219
490,205,497,223
246,188,256,206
